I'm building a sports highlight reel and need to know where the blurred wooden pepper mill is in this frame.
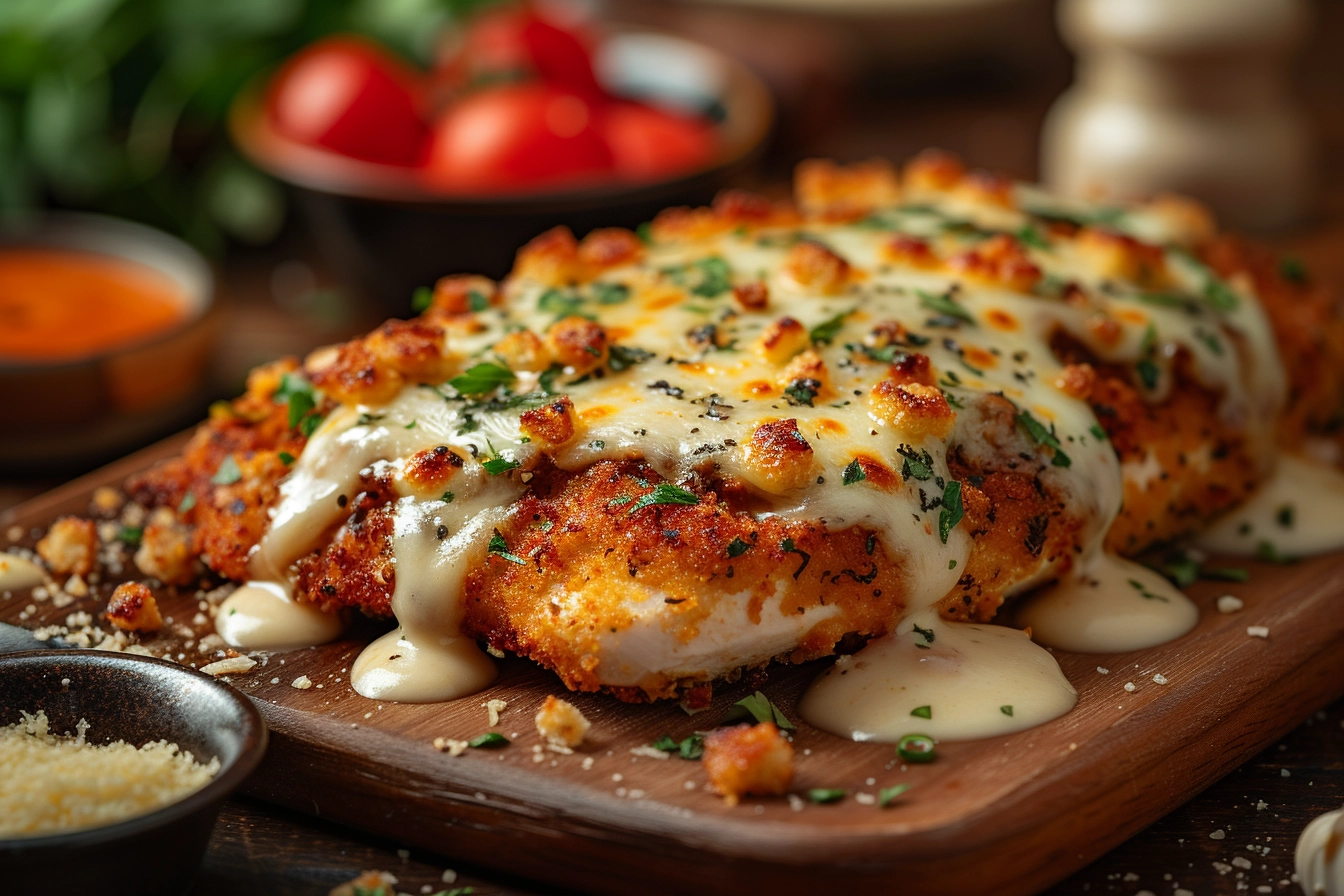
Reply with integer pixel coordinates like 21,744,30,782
1042,0,1314,230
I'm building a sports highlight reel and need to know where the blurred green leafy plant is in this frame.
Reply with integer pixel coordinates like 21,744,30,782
0,0,493,255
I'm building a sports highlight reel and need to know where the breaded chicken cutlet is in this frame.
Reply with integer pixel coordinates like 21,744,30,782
121,151,1344,703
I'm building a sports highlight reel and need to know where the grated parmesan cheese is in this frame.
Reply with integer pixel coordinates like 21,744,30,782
0,710,218,837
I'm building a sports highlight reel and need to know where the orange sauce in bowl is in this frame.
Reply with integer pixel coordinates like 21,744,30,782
0,249,191,362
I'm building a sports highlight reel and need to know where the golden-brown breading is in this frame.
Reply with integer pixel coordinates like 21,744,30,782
702,722,795,805
36,517,98,577
106,582,163,633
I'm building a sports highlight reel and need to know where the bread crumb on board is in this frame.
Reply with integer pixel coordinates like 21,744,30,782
200,656,257,676
535,695,589,748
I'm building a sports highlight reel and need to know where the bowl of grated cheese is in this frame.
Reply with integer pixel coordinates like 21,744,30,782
0,649,267,895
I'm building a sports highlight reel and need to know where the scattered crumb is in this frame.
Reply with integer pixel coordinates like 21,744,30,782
855,792,876,806
1217,595,1244,613
485,645,505,658
1281,768,1291,777
484,698,507,727
787,793,805,812
581,756,594,771
1211,829,1227,840
1152,673,1168,685
1096,666,1109,674
1124,681,1136,693
535,695,590,748
630,745,670,760
200,656,257,676
701,722,794,806
1247,625,1270,638
441,870,457,883
291,675,313,690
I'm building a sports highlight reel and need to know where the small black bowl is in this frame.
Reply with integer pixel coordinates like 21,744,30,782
0,651,267,895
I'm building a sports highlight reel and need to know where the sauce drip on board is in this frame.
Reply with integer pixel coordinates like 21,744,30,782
0,249,189,362
216,581,343,651
0,554,44,593
1196,454,1344,559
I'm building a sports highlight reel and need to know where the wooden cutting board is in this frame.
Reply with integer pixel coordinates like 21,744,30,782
3,434,1343,895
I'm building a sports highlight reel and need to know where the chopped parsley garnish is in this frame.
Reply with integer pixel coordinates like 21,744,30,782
897,445,935,482
896,733,937,763
722,690,796,730
842,459,867,486
538,363,565,394
1016,225,1049,250
809,309,853,345
916,289,974,325
652,733,705,760
275,373,324,437
1015,411,1072,468
487,531,526,566
807,789,846,804
1195,328,1224,356
1151,549,1249,588
467,732,510,748
115,525,143,547
1000,705,1014,716
727,536,752,558
482,455,519,475
441,491,455,503
631,483,699,513
1279,257,1308,284
911,624,935,648
278,451,295,465
1021,203,1126,229
1136,359,1160,390
878,784,911,807
404,419,417,429
467,289,490,311
937,481,963,544
1203,278,1239,312
781,537,811,580
607,494,634,508
1089,423,1107,441
591,282,630,305
1255,541,1296,565
1127,578,1169,602
1276,504,1295,528
537,287,585,317
450,362,516,396
691,257,732,297
177,492,196,513
411,285,433,313
211,455,242,486
910,705,932,719
783,378,820,407
636,221,654,244
608,344,655,372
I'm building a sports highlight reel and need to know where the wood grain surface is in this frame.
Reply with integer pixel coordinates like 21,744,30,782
2,434,1343,895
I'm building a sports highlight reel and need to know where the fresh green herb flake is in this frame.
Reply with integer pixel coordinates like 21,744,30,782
781,537,811,580
727,536,752,558
912,623,935,646
115,525,143,547
487,532,526,566
277,451,295,465
467,732,510,748
783,379,820,407
211,455,242,486
1000,705,1014,716
878,784,911,807
722,690,796,731
1015,411,1071,468
916,289,974,324
1276,504,1295,528
1136,359,1160,390
467,290,490,311
1089,424,1107,441
538,288,585,317
411,285,433,313
450,362,516,396
404,419,417,429
1203,279,1239,311
1016,225,1049,250
807,788,846,805
910,705,932,719
842,459,867,486
441,491,455,503
1255,541,1297,565
809,309,853,345
608,344,655,372
1127,578,1169,602
1279,257,1308,284
938,480,963,544
631,483,699,513
177,492,197,513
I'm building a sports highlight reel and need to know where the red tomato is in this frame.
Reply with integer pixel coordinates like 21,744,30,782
602,103,717,182
438,5,603,96
268,36,429,166
423,83,613,192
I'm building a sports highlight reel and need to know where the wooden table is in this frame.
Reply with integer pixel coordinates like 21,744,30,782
5,3,1344,891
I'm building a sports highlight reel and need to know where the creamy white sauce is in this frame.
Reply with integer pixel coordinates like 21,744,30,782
216,581,343,651
0,553,44,592
800,611,1077,741
1012,553,1198,653
1297,807,1344,896
1196,454,1344,558
218,177,1293,721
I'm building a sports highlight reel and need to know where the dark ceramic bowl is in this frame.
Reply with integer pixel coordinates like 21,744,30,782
230,28,773,308
0,213,219,472
0,650,267,895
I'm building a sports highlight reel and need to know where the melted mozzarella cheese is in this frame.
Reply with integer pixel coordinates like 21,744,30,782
219,179,1299,734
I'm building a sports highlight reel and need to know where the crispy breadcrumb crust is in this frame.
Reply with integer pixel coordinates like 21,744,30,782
118,153,1344,700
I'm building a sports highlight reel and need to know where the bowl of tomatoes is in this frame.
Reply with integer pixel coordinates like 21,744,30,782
230,4,773,306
